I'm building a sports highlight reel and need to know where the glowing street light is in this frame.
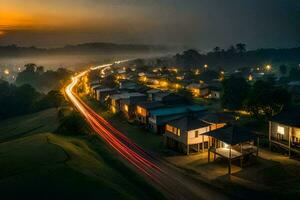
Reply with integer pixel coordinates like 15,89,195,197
204,64,208,69
4,69,10,75
248,74,253,81
265,65,272,71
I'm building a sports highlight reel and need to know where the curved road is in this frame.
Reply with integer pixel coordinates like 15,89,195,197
65,63,232,200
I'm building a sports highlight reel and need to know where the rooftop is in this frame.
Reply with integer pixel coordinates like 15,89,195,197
150,105,206,117
110,92,145,100
168,116,210,132
95,88,115,92
137,101,165,110
204,125,258,145
271,106,300,128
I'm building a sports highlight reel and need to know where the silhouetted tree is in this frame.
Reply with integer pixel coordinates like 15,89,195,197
279,65,287,75
245,80,291,118
222,76,250,110
236,43,246,54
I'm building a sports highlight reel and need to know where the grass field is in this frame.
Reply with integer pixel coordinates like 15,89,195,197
0,108,165,200
83,97,165,153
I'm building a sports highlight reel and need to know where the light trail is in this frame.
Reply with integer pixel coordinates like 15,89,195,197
65,61,230,200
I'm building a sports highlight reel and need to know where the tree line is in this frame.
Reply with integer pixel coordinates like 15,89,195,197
174,44,300,70
16,63,71,93
0,80,65,120
222,75,292,119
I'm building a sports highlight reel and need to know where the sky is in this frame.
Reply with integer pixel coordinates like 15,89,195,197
0,0,299,50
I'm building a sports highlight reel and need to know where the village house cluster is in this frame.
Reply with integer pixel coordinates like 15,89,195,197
86,63,300,174
88,73,263,174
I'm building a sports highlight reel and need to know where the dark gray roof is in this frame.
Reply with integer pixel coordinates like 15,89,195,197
271,106,300,128
204,125,257,145
168,116,210,132
137,101,165,110
201,113,235,124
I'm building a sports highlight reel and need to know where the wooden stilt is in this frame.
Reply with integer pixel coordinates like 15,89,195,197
289,127,292,158
257,137,259,157
202,135,205,152
228,145,232,175
208,148,210,162
187,144,189,155
269,121,272,151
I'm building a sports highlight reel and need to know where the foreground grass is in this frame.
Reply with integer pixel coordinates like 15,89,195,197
0,108,59,142
0,108,165,200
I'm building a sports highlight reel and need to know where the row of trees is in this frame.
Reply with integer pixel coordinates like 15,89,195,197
174,44,300,70
222,76,291,119
16,63,71,93
0,80,64,120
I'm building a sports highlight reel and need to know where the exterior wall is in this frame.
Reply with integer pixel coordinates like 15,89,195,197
210,91,221,99
270,121,300,144
135,106,148,124
110,99,121,113
270,121,290,142
187,127,210,145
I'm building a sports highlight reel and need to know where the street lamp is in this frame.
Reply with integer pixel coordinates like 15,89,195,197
4,69,10,75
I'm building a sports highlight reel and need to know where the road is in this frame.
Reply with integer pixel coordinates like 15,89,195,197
65,63,232,200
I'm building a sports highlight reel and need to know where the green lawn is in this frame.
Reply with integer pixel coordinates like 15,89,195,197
83,97,165,153
0,108,165,200
0,108,59,142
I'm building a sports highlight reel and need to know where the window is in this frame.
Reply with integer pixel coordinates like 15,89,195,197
137,106,147,117
124,104,129,112
166,124,180,136
277,126,285,135
166,124,173,132
195,130,199,138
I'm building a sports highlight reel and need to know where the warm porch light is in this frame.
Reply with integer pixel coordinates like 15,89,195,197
277,126,284,135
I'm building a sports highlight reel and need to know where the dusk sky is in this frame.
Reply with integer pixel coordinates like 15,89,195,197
0,0,299,50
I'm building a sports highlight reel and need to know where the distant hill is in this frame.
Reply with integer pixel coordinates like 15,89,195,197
0,42,172,57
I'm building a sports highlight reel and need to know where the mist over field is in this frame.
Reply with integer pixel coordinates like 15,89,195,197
0,52,166,71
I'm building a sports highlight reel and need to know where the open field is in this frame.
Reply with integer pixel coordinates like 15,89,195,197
0,108,164,200
0,108,59,142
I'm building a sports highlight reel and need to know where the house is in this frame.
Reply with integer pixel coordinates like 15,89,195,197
109,92,146,114
186,83,210,97
207,85,222,99
146,89,161,101
119,95,148,121
95,88,117,104
205,125,259,174
119,80,138,90
150,90,170,102
90,84,102,98
135,101,165,124
148,105,206,134
269,106,300,156
165,116,211,154
161,93,189,105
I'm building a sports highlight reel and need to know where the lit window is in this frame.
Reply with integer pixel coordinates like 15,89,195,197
124,104,129,112
277,126,285,135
